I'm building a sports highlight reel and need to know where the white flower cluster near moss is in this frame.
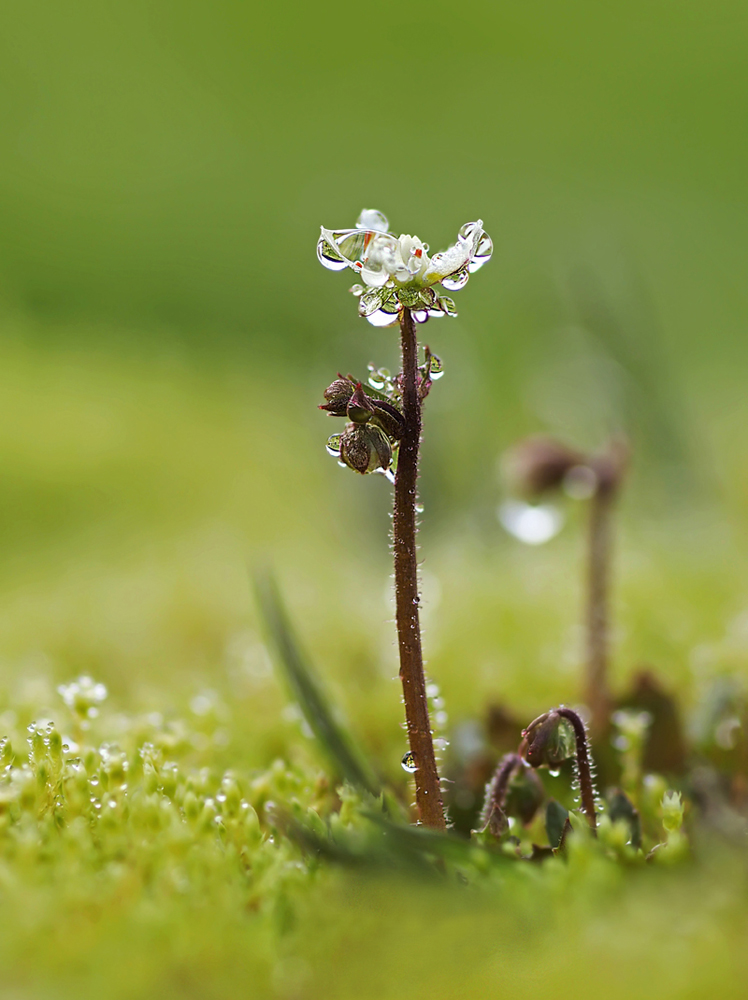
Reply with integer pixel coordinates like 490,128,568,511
317,210,492,326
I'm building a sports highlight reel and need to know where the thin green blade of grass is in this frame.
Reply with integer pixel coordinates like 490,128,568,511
253,569,380,797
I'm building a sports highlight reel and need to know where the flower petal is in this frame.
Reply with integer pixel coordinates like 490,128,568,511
317,227,373,271
423,220,489,285
460,222,493,272
360,234,400,287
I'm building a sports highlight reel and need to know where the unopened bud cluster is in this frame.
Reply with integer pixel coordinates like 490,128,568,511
319,349,443,476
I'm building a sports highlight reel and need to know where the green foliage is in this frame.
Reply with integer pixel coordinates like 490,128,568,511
1,6,748,991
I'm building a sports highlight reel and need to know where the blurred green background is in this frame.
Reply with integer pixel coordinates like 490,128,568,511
0,2,747,993
2,0,748,763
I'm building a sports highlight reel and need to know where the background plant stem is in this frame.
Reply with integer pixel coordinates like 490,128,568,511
393,308,445,830
586,486,613,736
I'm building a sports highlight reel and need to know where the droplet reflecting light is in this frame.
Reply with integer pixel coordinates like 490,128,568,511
498,500,564,545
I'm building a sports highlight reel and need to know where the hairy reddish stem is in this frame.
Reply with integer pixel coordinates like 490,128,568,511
556,707,598,831
393,308,445,830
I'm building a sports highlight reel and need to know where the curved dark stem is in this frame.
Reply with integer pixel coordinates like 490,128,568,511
479,752,522,832
393,307,445,830
556,708,598,831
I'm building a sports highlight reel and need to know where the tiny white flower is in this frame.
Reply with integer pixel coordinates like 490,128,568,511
58,675,108,719
317,209,492,326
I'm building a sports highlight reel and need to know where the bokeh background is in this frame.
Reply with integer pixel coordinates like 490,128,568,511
2,0,748,759
1,3,747,992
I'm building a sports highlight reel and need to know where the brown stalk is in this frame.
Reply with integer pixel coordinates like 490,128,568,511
585,442,626,736
585,485,613,735
393,307,445,830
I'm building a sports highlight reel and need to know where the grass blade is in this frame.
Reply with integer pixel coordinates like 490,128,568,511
253,569,380,797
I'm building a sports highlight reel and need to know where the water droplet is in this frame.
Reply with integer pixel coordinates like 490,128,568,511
548,769,560,778
428,353,444,379
366,308,399,328
356,209,389,232
401,751,417,773
426,683,440,698
368,366,391,391
326,434,342,457
465,227,493,272
498,500,564,545
441,265,470,291
316,235,350,271
415,503,424,514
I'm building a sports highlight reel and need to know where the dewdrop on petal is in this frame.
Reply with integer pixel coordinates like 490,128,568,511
317,209,492,326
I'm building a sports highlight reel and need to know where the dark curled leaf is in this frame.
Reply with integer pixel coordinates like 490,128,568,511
253,569,379,797
546,799,570,849
607,789,642,849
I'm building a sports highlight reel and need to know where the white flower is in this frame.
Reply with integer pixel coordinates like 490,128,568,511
58,675,108,719
317,209,492,326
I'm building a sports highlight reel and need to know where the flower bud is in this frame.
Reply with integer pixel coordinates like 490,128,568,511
319,375,356,416
502,436,585,498
521,711,576,768
339,423,392,474
661,790,684,833
370,399,403,441
319,377,403,439
346,382,375,424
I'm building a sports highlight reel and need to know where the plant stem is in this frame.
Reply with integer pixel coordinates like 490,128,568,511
585,484,613,736
479,752,522,832
556,708,597,831
393,307,445,830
